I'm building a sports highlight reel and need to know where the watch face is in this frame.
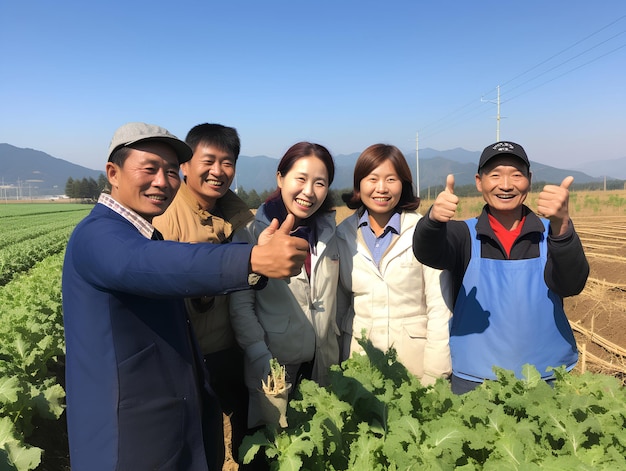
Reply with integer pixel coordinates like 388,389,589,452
248,273,261,286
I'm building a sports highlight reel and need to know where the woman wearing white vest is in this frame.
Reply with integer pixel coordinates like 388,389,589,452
336,144,452,386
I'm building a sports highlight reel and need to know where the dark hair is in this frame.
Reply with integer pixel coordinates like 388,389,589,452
342,143,420,211
185,123,241,160
265,141,335,214
108,146,133,167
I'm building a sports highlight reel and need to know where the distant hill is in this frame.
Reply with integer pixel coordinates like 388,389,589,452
572,156,626,180
235,149,606,193
0,144,104,197
0,142,617,198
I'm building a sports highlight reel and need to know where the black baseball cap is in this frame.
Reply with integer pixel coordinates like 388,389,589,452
478,141,530,172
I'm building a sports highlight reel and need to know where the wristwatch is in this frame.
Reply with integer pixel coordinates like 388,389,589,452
248,272,262,286
247,272,267,290
247,257,267,290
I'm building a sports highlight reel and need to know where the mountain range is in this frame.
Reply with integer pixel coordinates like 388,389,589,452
234,147,622,193
1,143,624,198
0,144,104,197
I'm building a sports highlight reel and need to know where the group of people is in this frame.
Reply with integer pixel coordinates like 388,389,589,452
62,122,589,470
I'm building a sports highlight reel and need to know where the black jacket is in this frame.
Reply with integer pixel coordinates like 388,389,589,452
412,204,589,305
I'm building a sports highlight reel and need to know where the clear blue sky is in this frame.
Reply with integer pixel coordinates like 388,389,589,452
1,1,624,171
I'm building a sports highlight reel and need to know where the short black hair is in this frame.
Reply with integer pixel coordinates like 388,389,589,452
185,123,241,160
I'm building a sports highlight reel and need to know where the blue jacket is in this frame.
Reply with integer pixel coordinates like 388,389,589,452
62,203,253,470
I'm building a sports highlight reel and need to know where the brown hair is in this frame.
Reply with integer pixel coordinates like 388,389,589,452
342,143,420,211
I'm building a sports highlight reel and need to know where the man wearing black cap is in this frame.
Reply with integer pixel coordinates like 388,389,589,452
412,141,589,394
62,122,309,470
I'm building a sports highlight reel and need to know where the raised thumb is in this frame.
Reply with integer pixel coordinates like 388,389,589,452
445,174,455,194
560,176,574,189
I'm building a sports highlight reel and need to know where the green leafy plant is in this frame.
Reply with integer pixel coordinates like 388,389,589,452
0,238,74,470
241,338,626,470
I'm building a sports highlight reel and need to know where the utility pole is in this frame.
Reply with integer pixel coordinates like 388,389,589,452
482,85,504,142
496,85,501,142
415,132,420,197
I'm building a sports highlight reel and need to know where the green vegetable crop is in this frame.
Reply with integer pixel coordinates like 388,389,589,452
241,339,626,470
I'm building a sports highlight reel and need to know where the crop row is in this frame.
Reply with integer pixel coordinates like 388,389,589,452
0,203,90,219
0,214,85,252
0,228,75,287
0,210,90,287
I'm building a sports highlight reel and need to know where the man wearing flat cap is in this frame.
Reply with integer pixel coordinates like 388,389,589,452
412,141,589,394
62,122,308,470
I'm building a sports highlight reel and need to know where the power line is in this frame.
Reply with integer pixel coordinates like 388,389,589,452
417,15,626,145
499,14,626,90
504,41,626,103
501,29,626,103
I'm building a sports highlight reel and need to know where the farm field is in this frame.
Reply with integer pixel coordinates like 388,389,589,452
564,215,626,379
0,203,92,471
1,191,625,470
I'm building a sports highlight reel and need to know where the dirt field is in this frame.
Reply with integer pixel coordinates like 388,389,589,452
564,215,626,380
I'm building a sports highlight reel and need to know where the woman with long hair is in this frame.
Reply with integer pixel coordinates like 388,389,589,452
229,141,340,428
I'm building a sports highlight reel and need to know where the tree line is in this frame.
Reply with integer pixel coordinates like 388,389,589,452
63,178,351,208
235,187,350,209
65,175,108,200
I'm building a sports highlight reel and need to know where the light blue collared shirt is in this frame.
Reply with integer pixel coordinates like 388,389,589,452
358,210,401,266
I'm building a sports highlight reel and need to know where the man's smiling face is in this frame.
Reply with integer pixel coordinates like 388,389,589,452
475,155,531,215
181,143,236,211
106,141,181,223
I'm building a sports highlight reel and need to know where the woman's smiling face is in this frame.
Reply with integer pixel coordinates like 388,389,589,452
359,159,403,221
277,155,329,225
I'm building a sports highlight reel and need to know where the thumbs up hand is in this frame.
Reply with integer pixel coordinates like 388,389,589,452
537,176,574,236
429,174,459,223
253,214,308,278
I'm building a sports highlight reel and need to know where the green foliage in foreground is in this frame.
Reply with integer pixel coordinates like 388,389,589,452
241,341,626,470
0,253,67,470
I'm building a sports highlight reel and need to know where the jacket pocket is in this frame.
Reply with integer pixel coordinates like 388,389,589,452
117,344,188,469
118,343,175,402
402,317,428,339
118,396,186,470
396,319,428,377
